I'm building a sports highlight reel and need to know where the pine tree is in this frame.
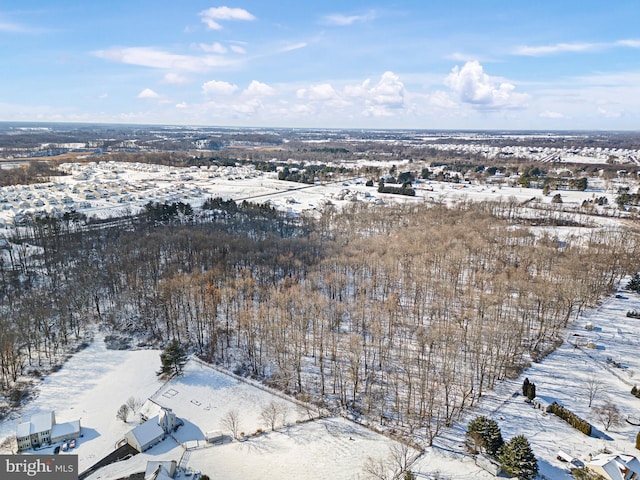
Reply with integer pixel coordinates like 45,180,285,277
498,435,538,480
157,339,187,378
467,416,504,457
522,377,530,396
628,273,640,293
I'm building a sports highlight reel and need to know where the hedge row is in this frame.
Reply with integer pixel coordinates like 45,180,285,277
550,402,592,436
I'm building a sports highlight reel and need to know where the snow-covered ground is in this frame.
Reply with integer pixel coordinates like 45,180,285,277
412,284,640,479
0,339,413,480
2,288,640,479
0,160,630,229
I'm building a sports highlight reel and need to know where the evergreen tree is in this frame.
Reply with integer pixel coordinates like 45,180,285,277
157,339,187,378
627,273,640,293
498,435,538,480
522,378,536,400
466,416,504,457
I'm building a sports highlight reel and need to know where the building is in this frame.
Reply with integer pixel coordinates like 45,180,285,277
586,453,640,480
124,407,178,453
16,411,81,452
145,461,177,480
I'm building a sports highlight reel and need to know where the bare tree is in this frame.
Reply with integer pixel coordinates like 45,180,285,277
389,442,413,477
363,456,392,480
221,409,241,439
594,399,623,431
116,404,130,423
261,401,280,431
585,372,602,407
126,396,143,414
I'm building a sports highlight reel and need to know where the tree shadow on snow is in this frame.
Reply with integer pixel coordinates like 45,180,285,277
590,426,613,441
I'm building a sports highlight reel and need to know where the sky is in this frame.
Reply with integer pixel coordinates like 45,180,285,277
1,1,640,130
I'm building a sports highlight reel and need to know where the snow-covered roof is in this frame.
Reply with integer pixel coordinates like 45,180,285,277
51,420,81,439
588,454,640,480
16,412,55,438
145,461,176,480
129,417,164,448
139,399,162,421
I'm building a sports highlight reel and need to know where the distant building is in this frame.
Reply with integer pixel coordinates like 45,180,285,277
16,411,81,452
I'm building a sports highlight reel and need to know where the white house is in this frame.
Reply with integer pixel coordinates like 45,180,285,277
586,453,640,480
145,461,177,480
124,419,165,453
124,407,178,452
16,411,81,452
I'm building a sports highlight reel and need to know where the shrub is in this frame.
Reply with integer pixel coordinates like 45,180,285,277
550,402,592,436
632,386,640,399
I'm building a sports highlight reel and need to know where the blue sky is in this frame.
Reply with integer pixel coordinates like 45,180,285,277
1,1,640,129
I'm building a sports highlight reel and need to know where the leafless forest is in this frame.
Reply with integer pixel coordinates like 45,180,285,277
0,196,637,444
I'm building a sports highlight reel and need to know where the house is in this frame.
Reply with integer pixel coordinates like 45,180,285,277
145,462,175,480
586,453,640,480
124,407,178,452
16,411,81,452
139,399,163,422
145,460,177,480
124,419,165,453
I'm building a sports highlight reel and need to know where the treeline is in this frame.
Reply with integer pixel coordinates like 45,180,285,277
0,161,67,187
0,199,637,446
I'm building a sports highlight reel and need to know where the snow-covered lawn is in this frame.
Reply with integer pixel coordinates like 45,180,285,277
412,285,640,479
0,338,413,480
0,338,164,472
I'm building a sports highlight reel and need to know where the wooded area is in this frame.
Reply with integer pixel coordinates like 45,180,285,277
0,199,637,443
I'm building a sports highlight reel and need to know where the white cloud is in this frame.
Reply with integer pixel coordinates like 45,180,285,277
297,83,339,102
279,42,308,53
445,61,528,109
199,42,227,54
243,80,275,97
514,42,598,56
163,73,189,85
367,71,405,108
202,80,238,96
230,45,247,54
539,110,565,119
93,47,236,72
137,88,159,99
199,6,256,30
176,102,188,109
322,10,376,26
513,39,640,57
617,39,640,48
0,21,28,33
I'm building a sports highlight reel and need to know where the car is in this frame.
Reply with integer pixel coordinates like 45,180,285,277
69,439,76,449
61,441,68,452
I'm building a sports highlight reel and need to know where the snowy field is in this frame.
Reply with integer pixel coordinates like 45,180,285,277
0,339,413,480
0,160,631,229
3,286,640,479
412,283,640,479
